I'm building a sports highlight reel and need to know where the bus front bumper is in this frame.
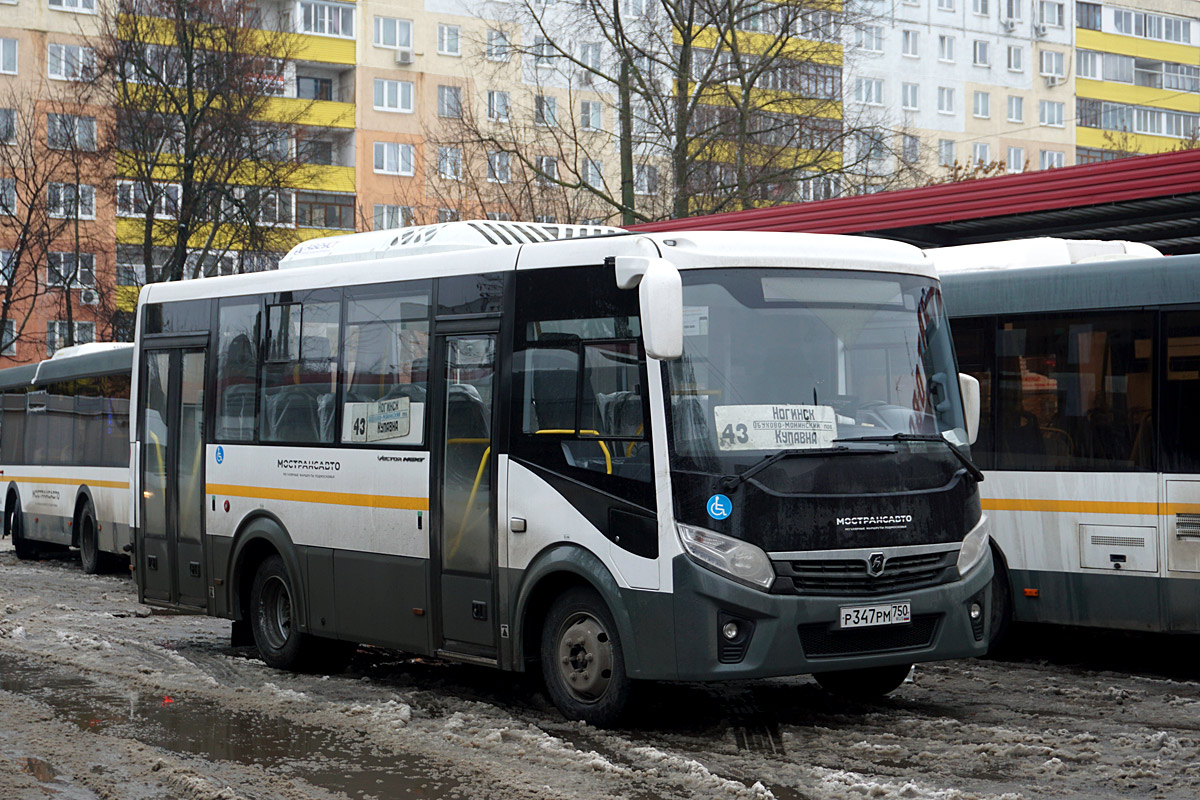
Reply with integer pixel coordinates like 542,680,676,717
627,549,993,682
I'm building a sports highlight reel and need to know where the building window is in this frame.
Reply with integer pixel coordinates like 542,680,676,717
47,321,94,357
972,0,988,13
0,38,15,75
973,40,989,66
902,134,920,163
1039,50,1065,78
438,24,461,56
901,30,918,57
634,164,658,195
1039,99,1064,126
437,85,462,118
117,181,181,217
301,1,354,37
374,141,414,176
48,183,95,218
1076,2,1100,30
901,82,919,110
0,318,13,356
297,76,333,101
437,208,459,224
533,36,554,66
535,155,558,184
1040,149,1064,169
972,142,990,165
374,204,414,230
296,191,354,230
855,78,883,105
374,17,412,48
581,101,603,130
938,0,953,10
580,42,602,72
0,178,12,215
48,251,95,288
486,30,509,61
487,151,510,183
437,147,462,180
487,212,512,221
937,86,955,114
938,139,955,166
487,90,510,122
856,26,883,52
582,158,603,188
48,43,94,81
48,0,95,12
1007,95,1024,122
973,91,990,118
1077,50,1099,80
1007,146,1025,172
374,79,414,113
1038,1,1063,27
47,113,96,150
1007,45,1023,72
0,108,14,144
535,95,557,126
1004,0,1021,19
938,35,954,62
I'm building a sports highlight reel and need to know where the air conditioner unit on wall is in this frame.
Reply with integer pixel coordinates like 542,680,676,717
1044,75,1063,87
79,288,99,306
394,47,414,66
1001,18,1017,31
1034,22,1048,37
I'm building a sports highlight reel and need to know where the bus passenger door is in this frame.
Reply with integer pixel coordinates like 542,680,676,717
138,346,209,611
432,331,499,657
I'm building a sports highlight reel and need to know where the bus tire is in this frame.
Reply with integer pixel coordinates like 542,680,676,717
9,500,38,561
79,504,103,575
986,549,1013,656
250,554,315,671
540,586,630,727
814,663,912,700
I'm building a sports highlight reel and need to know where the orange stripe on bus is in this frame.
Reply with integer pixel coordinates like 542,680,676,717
205,483,429,511
982,498,1200,516
6,476,129,489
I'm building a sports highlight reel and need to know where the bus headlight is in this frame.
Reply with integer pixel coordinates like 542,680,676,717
956,519,990,576
677,524,775,590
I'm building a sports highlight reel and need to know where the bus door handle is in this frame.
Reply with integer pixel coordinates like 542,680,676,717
510,517,527,534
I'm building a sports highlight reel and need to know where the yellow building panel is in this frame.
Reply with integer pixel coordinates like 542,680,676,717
1077,29,1200,65
693,140,842,171
116,159,353,192
690,84,842,118
1076,125,1183,154
1076,78,1200,114
263,97,355,128
685,27,842,64
281,31,357,66
115,286,142,312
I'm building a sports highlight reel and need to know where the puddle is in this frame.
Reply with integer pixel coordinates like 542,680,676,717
0,652,458,798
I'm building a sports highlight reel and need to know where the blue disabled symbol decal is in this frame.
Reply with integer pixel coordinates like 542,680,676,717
707,494,732,520
215,445,224,464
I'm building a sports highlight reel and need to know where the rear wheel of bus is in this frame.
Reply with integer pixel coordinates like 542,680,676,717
541,587,631,727
250,554,352,673
814,663,912,700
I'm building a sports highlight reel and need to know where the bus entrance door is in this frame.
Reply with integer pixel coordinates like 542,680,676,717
433,332,499,657
138,346,209,611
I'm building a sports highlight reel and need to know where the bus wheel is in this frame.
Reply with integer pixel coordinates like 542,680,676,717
79,505,103,575
9,501,39,561
250,555,311,671
814,663,912,700
986,551,1013,655
541,587,630,727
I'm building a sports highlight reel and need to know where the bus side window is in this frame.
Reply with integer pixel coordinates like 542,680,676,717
950,317,995,470
215,300,261,442
1163,310,1200,473
340,281,431,447
261,291,340,444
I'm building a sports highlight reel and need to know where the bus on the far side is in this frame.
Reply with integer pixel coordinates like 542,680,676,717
0,343,133,573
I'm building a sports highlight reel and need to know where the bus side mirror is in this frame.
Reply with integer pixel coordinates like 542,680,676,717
614,255,683,361
638,259,683,361
959,373,980,445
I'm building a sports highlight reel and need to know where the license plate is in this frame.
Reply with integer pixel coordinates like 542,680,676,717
838,602,912,629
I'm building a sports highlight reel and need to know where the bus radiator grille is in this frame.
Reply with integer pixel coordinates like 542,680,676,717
775,551,957,597
798,615,941,658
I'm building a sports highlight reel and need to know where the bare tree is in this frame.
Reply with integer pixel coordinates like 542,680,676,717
91,0,332,292
430,0,903,223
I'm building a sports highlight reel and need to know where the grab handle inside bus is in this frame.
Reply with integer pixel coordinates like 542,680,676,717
959,373,980,445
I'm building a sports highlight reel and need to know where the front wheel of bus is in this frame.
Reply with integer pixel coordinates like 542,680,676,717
814,663,912,700
541,587,631,727
251,555,312,671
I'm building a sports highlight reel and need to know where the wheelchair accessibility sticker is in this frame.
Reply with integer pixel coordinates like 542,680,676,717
215,445,224,465
707,494,732,520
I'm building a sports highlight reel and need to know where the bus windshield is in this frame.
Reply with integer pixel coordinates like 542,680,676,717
665,267,968,478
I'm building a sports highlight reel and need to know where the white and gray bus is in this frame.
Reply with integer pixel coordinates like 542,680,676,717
940,244,1200,638
1,343,133,573
129,221,994,724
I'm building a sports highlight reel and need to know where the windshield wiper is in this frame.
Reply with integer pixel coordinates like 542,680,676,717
834,433,984,482
720,446,851,491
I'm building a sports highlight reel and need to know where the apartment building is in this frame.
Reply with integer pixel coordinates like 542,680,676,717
1074,0,1200,162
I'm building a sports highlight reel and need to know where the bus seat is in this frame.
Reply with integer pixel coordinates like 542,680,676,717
264,385,319,442
596,390,643,437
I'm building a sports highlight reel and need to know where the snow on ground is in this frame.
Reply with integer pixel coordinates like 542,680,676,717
2,543,1200,799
